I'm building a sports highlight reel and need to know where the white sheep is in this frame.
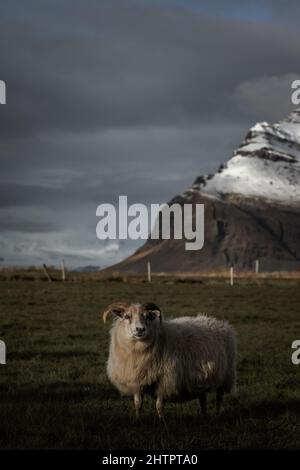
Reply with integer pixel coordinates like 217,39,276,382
103,302,237,418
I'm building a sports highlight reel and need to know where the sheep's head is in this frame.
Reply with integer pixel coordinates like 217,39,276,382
103,302,161,340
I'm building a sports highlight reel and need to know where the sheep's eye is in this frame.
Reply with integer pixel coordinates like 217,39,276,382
144,312,154,320
124,314,132,320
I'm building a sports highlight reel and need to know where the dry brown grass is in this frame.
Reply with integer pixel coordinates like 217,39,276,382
1,266,300,283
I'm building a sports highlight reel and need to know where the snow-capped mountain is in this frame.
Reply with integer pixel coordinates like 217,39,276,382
188,109,300,205
106,110,300,273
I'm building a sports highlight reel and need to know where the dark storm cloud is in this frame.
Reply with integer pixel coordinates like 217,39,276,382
1,0,300,139
0,213,59,233
1,0,300,266
0,121,245,211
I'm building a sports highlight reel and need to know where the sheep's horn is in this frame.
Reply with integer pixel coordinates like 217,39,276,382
102,303,130,323
142,302,162,323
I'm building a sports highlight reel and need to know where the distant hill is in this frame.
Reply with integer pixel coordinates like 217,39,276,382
73,265,101,272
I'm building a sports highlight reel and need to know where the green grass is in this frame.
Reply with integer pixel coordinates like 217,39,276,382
0,279,299,449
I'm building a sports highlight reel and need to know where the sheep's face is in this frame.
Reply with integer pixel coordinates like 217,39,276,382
103,302,161,341
122,304,161,340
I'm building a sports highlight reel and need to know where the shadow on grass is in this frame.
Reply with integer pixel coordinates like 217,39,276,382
1,382,299,424
0,394,299,449
9,351,98,359
170,397,300,426
103,396,300,428
235,398,300,418
0,381,120,402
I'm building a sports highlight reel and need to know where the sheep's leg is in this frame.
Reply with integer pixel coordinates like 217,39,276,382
199,392,207,415
134,393,144,418
216,388,224,415
156,396,164,419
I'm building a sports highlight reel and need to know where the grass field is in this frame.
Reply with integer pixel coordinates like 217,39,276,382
0,277,299,449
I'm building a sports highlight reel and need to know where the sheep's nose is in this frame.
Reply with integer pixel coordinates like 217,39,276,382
136,327,146,334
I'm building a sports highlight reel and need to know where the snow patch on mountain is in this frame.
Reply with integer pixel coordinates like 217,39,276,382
189,109,300,205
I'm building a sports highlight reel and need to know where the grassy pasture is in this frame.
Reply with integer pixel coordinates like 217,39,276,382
0,277,299,449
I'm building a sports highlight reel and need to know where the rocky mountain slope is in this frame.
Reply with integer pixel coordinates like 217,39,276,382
108,110,300,273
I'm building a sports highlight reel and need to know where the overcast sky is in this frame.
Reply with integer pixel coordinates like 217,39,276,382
0,0,299,268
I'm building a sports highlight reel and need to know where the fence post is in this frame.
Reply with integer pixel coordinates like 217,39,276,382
255,259,259,274
42,264,53,282
61,259,66,281
230,266,234,286
147,261,151,283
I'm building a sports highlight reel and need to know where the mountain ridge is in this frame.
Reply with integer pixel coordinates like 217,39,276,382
186,109,300,206
105,110,300,273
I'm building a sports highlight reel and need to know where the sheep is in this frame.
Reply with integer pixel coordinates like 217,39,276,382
103,302,237,418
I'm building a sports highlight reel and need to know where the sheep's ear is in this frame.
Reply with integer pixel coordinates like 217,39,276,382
142,303,162,323
103,303,129,323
